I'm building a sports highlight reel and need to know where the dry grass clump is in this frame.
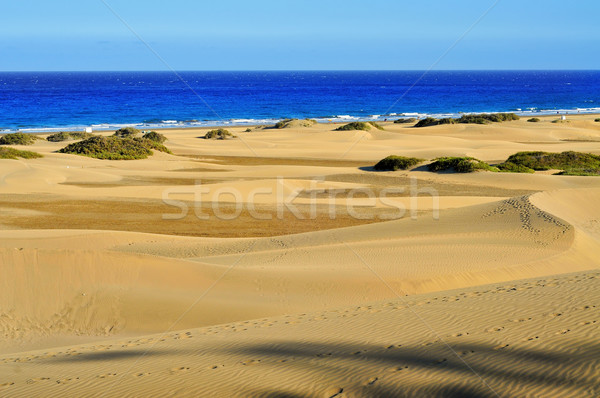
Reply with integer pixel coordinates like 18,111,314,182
273,118,317,129
373,155,423,171
204,128,236,139
59,136,171,160
0,132,38,145
46,132,95,142
0,147,43,159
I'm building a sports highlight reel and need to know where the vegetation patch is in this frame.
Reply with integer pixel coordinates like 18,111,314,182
273,118,317,129
393,118,417,124
415,113,519,128
496,162,535,174
0,132,37,146
142,131,167,143
414,117,455,127
498,151,600,175
428,157,498,173
373,155,423,171
527,118,541,123
0,147,43,160
368,121,385,130
552,119,569,124
46,131,95,142
334,122,373,131
59,136,171,160
204,128,236,139
595,118,600,122
113,127,141,138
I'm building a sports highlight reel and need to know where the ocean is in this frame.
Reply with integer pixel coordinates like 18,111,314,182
1,70,599,132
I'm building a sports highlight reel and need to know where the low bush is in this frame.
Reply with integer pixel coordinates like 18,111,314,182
273,118,317,129
496,162,535,173
0,147,43,159
368,121,385,130
335,122,373,131
414,117,456,127
113,127,141,138
499,151,600,175
204,128,235,139
415,113,520,127
373,155,423,171
428,157,498,173
59,136,171,160
458,113,520,124
142,131,167,143
527,118,540,123
0,132,37,145
46,131,94,142
595,118,600,122
393,118,417,124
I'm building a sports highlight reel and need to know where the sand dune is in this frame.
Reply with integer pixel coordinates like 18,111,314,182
1,115,600,396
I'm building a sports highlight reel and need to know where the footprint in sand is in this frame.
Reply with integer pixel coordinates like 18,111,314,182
56,377,79,384
134,373,151,377
390,366,409,372
493,344,510,350
365,377,378,386
240,360,261,366
486,326,505,333
0,382,15,388
579,320,597,326
556,329,571,335
324,387,344,397
524,336,539,341
26,377,51,384
97,373,117,379
170,367,190,373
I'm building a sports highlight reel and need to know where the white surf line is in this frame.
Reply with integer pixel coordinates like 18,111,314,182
100,240,258,397
98,0,260,157
338,0,503,161
343,242,501,398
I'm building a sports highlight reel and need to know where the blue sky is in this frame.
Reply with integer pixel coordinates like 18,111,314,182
1,0,599,71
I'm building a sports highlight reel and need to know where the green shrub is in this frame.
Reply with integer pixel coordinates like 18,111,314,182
458,113,519,124
0,132,37,146
0,147,43,159
594,118,600,122
527,118,540,123
414,117,439,127
142,131,167,143
245,128,252,132
368,121,385,130
551,119,569,124
335,122,372,131
113,127,141,138
496,162,535,173
204,128,235,139
273,118,317,129
393,118,417,124
500,151,600,175
374,155,423,171
59,136,171,160
47,131,94,142
428,157,498,173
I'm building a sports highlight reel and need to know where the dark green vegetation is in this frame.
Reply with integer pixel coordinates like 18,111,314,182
457,113,520,124
368,121,385,130
204,128,235,139
142,131,167,143
113,127,141,138
59,136,171,160
428,157,499,173
552,119,569,124
46,132,95,142
373,155,423,171
498,151,600,176
0,132,37,146
0,147,43,159
415,113,520,128
273,118,317,129
393,118,417,124
595,118,600,122
335,121,384,131
527,118,541,123
414,117,455,127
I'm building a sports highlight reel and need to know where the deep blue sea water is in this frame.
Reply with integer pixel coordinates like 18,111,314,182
1,71,599,132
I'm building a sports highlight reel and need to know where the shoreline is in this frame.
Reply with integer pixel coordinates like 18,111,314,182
5,110,600,135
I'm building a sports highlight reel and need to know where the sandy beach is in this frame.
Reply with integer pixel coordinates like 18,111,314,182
1,114,600,397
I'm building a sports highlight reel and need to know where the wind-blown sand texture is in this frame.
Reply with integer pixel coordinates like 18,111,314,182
1,114,600,397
